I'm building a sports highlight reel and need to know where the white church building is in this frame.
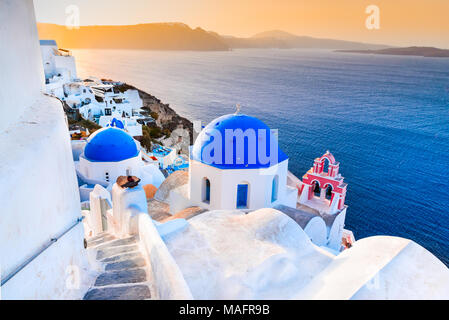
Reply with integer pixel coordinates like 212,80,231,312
163,112,346,251
167,112,297,213
76,125,165,201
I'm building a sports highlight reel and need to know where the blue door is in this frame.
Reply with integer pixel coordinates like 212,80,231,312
237,184,248,208
204,179,211,203
271,176,278,202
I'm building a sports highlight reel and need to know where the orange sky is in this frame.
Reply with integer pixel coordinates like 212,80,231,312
33,0,449,48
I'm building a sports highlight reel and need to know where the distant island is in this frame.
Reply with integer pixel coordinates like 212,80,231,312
336,46,449,58
37,23,389,51
222,30,389,50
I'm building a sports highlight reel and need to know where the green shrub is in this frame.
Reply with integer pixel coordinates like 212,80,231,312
68,118,101,132
150,111,159,120
149,127,163,138
140,135,152,151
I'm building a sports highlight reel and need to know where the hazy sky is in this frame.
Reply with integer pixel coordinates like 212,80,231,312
33,0,449,48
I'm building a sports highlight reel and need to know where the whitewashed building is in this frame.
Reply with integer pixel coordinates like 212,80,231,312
165,112,297,214
40,39,77,82
189,113,297,211
98,114,143,138
76,127,165,201
63,81,96,107
40,39,77,99
76,83,145,138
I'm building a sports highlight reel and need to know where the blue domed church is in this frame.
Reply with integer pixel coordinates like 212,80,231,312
77,127,165,200
184,112,297,211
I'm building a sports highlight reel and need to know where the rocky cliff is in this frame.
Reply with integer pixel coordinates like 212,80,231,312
114,83,193,154
135,86,192,143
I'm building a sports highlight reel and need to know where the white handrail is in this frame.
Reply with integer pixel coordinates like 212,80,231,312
1,216,85,286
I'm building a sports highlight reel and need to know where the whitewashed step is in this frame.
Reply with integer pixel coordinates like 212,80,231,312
96,244,139,260
83,285,151,300
105,257,146,271
101,252,141,263
84,233,152,300
94,268,147,287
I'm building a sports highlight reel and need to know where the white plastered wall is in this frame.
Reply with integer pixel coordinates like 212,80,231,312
54,55,77,80
189,159,291,211
0,0,45,132
0,94,90,299
304,217,328,246
0,1,90,299
327,208,347,251
40,44,57,79
79,154,142,184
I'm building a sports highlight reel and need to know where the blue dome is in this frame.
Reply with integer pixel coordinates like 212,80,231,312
191,113,288,169
107,118,125,129
84,127,139,162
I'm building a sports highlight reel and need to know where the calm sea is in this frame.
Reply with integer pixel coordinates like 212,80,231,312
73,48,449,265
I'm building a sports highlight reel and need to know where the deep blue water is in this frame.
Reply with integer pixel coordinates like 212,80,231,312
74,48,449,265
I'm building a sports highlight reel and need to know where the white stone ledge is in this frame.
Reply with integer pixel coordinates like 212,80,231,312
132,213,193,300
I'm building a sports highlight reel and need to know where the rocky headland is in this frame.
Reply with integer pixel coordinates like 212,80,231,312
336,46,449,58
68,80,193,155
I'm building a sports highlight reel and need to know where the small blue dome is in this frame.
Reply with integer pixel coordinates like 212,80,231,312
191,113,288,169
107,118,125,129
84,127,139,162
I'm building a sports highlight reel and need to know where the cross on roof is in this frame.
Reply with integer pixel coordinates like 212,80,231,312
235,103,241,114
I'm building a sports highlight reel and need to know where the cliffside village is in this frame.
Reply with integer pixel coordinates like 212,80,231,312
41,39,193,178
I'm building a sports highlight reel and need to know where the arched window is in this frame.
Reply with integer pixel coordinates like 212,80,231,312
325,185,333,200
322,158,330,175
237,182,249,209
313,181,320,197
271,175,279,203
203,178,211,203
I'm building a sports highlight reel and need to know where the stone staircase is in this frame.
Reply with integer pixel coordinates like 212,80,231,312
83,233,152,300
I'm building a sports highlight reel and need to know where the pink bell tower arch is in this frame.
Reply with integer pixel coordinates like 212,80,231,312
298,151,347,214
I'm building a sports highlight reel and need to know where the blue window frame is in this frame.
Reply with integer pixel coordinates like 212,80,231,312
237,183,249,208
204,178,211,203
271,176,278,203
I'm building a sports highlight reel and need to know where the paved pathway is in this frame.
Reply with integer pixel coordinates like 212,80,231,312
83,233,152,300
